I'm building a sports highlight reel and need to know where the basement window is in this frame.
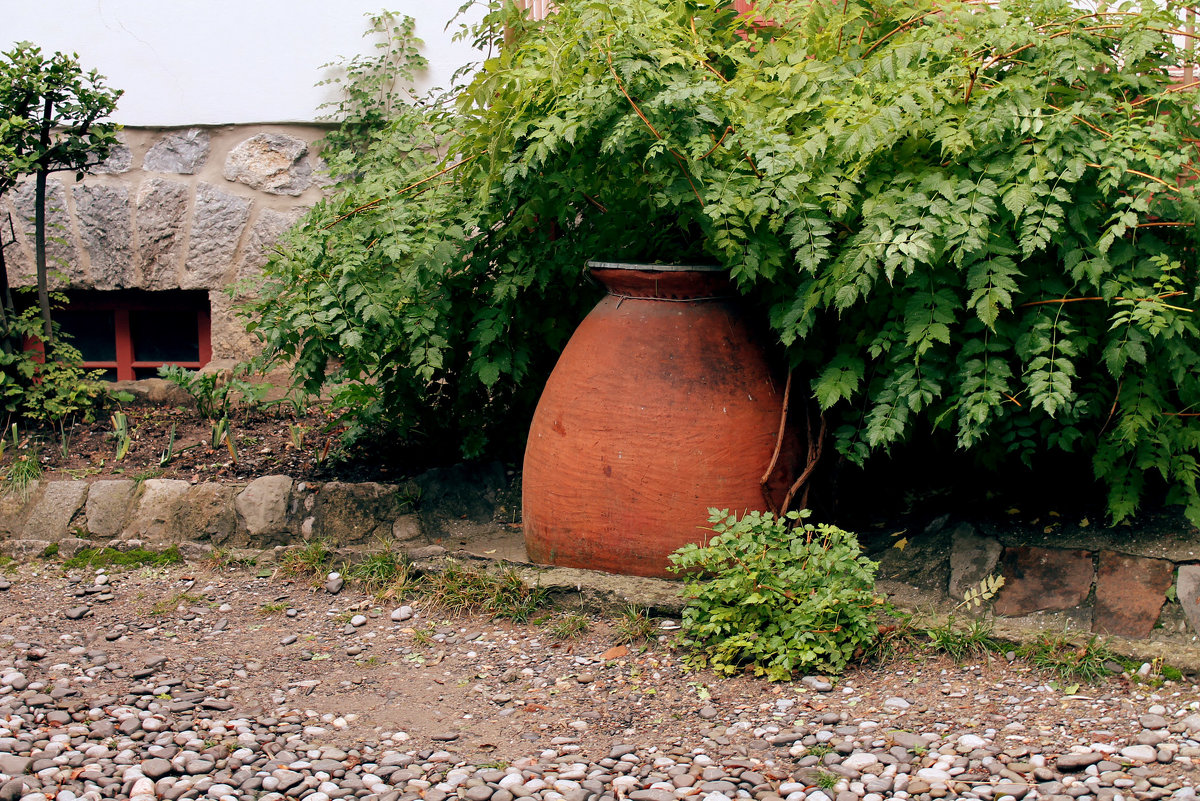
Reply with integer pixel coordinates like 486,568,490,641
55,290,212,381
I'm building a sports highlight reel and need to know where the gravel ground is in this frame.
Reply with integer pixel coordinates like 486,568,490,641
1,560,1199,801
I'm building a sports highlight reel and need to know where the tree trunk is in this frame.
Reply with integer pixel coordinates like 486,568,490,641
35,95,54,352
0,215,14,354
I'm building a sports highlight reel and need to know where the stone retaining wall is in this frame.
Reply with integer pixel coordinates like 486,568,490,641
0,124,327,360
4,471,1200,648
0,475,424,562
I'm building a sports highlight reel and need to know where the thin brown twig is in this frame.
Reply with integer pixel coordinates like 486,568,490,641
761,370,793,514
580,192,608,213
604,41,704,206
1099,379,1123,436
1130,80,1200,107
1083,162,1181,194
782,412,827,513
322,155,478,230
1018,291,1190,312
702,126,734,159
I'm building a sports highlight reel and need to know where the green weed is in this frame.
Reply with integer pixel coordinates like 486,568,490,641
279,540,333,578
420,559,547,622
924,617,1001,662
62,546,183,571
1016,633,1126,683
814,770,839,790
548,612,591,640
613,605,656,644
344,550,411,593
259,601,288,614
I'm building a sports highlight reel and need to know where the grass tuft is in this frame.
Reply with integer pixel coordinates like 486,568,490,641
923,617,1000,662
613,605,656,644
548,611,591,640
344,550,412,594
1016,633,1127,683
279,540,333,578
421,559,547,622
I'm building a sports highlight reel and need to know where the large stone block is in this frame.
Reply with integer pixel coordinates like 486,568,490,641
92,133,132,175
73,183,134,289
947,523,1002,601
0,487,34,538
83,479,137,539
311,481,416,546
19,481,88,541
136,178,190,289
234,475,294,544
182,183,251,289
125,479,191,542
8,180,80,287
223,133,312,196
1093,550,1174,638
173,483,238,544
993,546,1094,616
1180,565,1200,636
208,289,261,361
143,129,210,174
235,207,305,283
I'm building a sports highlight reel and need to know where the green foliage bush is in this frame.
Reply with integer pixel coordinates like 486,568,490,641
669,509,881,679
0,306,105,426
247,0,1200,520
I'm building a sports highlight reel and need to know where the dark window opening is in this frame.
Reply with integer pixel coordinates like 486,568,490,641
51,290,212,380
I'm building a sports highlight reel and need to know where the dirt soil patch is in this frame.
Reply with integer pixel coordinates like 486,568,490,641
3,559,1200,771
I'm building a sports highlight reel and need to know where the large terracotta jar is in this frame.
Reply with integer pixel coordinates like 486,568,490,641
522,262,798,578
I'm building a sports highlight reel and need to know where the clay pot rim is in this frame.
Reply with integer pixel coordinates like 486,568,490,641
586,260,724,273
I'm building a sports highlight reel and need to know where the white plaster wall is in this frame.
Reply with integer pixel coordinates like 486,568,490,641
5,1,485,126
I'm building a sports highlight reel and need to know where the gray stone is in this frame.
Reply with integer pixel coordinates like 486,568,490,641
84,480,138,540
0,755,31,775
8,180,79,287
948,523,1002,601
325,575,344,595
20,481,88,542
223,133,312,196
136,177,189,289
233,207,306,283
73,183,134,289
1120,745,1157,762
234,476,294,543
172,483,237,545
125,479,192,542
1056,753,1103,771
182,182,251,289
392,514,422,542
92,135,132,174
311,481,414,546
143,129,210,174
1176,565,1200,636
65,605,90,620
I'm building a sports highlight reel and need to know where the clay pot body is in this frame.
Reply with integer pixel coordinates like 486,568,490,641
522,262,798,578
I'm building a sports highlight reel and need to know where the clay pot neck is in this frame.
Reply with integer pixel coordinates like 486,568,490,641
586,261,731,301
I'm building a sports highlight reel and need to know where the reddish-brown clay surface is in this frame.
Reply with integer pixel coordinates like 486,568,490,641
522,264,797,578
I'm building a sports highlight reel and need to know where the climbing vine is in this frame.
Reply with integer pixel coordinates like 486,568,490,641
247,0,1200,521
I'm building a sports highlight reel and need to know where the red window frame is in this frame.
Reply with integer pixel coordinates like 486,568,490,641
44,291,212,381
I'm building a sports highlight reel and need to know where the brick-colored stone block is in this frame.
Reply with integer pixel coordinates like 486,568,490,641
993,546,1094,616
1093,550,1174,638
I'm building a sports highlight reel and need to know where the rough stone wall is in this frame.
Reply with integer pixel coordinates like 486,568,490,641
0,125,328,361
